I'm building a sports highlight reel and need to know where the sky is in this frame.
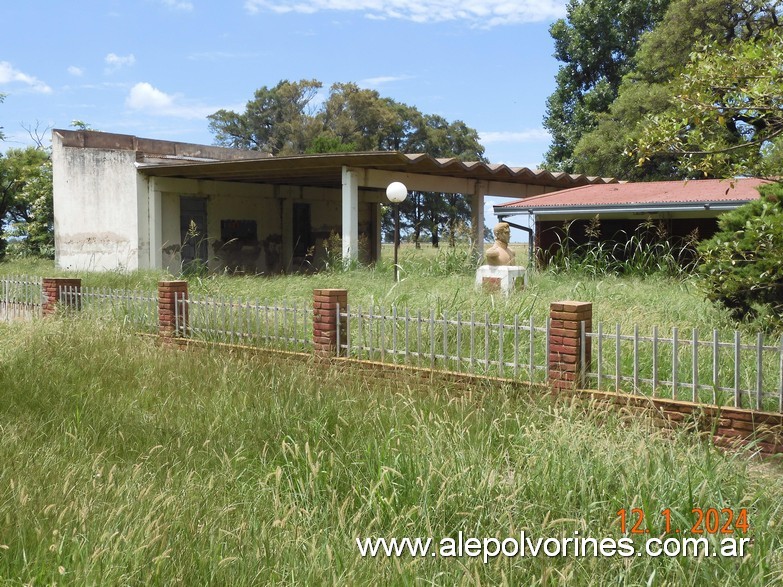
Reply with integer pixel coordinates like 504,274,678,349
1,0,569,238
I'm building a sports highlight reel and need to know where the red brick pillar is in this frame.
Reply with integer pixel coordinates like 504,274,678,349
158,280,189,338
42,278,82,316
549,301,592,390
313,289,347,357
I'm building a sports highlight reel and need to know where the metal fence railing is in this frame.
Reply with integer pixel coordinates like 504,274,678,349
175,293,312,352
59,285,159,334
583,323,783,413
338,304,551,382
1,275,781,414
0,275,42,321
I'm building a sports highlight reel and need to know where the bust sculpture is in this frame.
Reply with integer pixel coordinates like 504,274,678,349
484,222,516,266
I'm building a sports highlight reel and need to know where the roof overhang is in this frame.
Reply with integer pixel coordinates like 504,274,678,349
496,200,753,218
136,151,617,198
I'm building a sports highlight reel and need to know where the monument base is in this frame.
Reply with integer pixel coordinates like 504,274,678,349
475,265,527,295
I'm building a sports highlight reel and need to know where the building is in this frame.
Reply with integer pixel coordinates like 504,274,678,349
494,178,770,263
53,129,616,274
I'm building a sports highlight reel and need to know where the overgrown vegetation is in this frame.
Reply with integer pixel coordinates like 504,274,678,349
698,182,783,331
0,319,781,585
544,217,699,279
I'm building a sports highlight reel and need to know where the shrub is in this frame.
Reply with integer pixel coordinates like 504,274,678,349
697,182,783,330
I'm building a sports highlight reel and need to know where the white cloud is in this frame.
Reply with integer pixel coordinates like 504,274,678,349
0,61,52,93
161,0,194,10
125,82,221,119
359,75,412,88
105,53,136,73
67,65,85,77
480,129,550,144
244,0,565,26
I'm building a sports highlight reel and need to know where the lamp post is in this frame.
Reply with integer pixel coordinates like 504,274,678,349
385,181,408,282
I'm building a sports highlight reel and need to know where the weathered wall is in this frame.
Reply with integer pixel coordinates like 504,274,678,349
53,132,144,271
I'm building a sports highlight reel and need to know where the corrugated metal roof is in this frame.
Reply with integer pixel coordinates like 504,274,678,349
496,178,770,213
136,151,617,190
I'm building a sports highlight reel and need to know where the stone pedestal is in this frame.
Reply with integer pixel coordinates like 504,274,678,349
475,265,527,295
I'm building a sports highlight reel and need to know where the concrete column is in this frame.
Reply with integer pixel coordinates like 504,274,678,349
149,188,163,269
372,201,382,263
471,181,487,260
42,278,82,316
313,289,348,357
549,301,592,390
341,166,359,262
158,280,189,338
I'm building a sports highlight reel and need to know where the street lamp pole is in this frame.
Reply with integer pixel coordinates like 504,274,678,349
385,182,408,282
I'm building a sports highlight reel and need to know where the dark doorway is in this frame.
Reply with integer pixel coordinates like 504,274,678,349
180,196,208,271
292,203,312,262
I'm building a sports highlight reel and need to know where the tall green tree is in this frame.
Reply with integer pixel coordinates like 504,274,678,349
208,80,486,247
0,147,52,257
208,79,323,155
542,0,671,172
573,0,783,180
635,27,783,178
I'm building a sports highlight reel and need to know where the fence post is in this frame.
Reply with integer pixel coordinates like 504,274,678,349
158,280,189,338
549,301,592,391
42,278,82,316
313,289,347,357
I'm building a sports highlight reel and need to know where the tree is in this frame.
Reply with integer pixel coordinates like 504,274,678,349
208,79,487,247
574,0,783,179
0,147,52,257
208,79,323,155
542,0,671,172
697,182,783,330
635,27,783,178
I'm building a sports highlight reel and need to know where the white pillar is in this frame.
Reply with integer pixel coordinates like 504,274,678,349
341,166,359,262
471,181,487,259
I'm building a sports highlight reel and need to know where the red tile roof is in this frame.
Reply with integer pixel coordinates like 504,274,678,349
497,178,770,210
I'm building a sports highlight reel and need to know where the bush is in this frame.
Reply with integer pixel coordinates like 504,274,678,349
697,182,783,330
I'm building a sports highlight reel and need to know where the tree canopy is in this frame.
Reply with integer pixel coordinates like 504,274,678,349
541,0,671,172
571,0,783,180
209,79,487,247
635,26,783,178
0,146,53,258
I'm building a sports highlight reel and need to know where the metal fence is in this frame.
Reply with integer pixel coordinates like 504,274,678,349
338,304,551,383
335,304,783,413
175,293,312,352
59,285,159,333
584,323,783,413
2,275,781,414
0,276,42,321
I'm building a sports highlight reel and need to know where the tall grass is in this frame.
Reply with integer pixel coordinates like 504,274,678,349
0,250,740,335
0,319,781,585
545,219,699,279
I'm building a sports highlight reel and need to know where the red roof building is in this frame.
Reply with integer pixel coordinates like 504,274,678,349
493,178,770,264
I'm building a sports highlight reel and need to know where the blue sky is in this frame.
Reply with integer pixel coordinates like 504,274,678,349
1,0,568,237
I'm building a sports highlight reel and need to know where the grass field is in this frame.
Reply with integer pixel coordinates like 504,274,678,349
0,246,747,336
0,318,781,585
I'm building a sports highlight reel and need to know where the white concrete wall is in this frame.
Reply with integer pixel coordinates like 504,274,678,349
53,135,144,271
